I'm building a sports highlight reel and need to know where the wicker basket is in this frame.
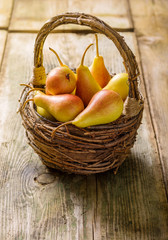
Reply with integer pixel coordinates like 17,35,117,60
19,13,144,175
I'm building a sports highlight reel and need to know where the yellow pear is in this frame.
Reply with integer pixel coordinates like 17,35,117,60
36,106,56,121
72,89,123,128
76,43,101,107
104,73,129,101
71,87,76,95
89,34,111,87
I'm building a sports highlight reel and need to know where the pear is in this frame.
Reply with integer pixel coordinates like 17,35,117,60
104,73,129,101
76,43,101,107
71,87,76,95
72,89,123,128
34,90,55,121
19,85,55,121
89,34,111,88
34,94,84,122
36,106,56,121
46,47,76,95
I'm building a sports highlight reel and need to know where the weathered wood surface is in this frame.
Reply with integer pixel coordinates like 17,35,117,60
0,0,13,28
9,0,132,32
0,30,7,67
130,0,168,197
0,32,167,239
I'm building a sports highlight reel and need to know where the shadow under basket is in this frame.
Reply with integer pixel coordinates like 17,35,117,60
19,13,144,175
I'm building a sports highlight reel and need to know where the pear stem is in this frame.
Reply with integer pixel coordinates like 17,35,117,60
26,88,45,96
49,47,64,66
20,83,33,89
22,98,34,111
95,34,99,57
51,121,72,139
81,43,94,66
23,88,45,102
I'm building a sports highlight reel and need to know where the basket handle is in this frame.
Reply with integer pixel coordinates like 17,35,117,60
33,12,140,100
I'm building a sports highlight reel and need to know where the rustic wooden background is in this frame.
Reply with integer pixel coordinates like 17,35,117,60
0,0,168,239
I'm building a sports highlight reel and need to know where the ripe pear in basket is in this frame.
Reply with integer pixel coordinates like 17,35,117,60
46,47,77,95
89,34,111,88
19,13,144,175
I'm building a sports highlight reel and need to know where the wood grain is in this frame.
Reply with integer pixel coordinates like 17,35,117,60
0,32,167,239
0,0,13,28
129,0,168,197
0,30,7,67
9,0,132,32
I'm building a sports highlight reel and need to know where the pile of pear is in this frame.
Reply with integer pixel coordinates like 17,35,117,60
23,34,129,128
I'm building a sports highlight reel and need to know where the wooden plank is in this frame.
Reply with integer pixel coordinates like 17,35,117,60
0,30,7,67
0,32,167,239
0,0,13,28
129,0,168,197
9,0,132,32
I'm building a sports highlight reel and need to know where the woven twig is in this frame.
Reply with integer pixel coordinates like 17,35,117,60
19,12,144,175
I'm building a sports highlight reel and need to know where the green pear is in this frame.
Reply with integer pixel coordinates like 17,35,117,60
89,34,111,87
46,47,76,95
76,43,101,107
34,94,84,122
104,73,129,101
72,89,123,128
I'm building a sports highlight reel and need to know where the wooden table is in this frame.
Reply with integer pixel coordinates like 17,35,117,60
0,0,168,239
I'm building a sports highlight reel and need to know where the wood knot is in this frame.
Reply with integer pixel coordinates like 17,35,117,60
34,173,56,185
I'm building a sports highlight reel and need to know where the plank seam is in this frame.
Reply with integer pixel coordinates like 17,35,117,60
126,0,134,30
0,33,8,70
0,0,15,70
8,0,15,31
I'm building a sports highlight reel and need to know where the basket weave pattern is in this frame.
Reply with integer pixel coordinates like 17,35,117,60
19,13,144,175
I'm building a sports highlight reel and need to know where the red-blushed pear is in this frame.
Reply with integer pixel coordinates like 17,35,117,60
18,84,55,121
103,73,129,101
72,89,123,128
46,47,76,95
33,94,84,122
89,34,111,88
76,43,101,107
34,90,56,121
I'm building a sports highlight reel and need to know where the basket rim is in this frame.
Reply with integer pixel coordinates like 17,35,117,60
19,83,144,132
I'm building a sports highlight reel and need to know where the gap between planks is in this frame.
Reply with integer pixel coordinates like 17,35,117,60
0,31,8,71
0,0,14,68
